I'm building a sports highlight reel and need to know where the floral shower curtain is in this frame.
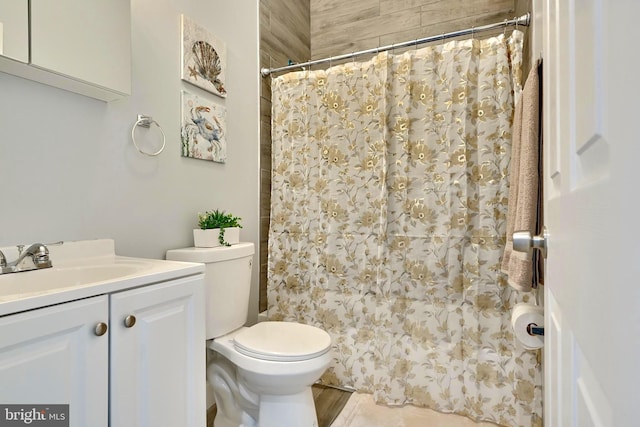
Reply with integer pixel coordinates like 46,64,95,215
268,31,541,427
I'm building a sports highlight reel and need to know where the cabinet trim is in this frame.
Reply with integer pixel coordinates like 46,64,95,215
0,55,129,102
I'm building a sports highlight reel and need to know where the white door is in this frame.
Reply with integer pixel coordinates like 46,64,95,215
0,296,109,427
109,276,206,427
537,0,640,425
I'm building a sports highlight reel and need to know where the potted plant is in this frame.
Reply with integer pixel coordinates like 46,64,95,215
194,209,242,247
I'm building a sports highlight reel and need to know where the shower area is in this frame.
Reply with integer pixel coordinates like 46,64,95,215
259,1,539,426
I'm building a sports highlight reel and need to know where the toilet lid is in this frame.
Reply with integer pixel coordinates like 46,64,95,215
233,322,331,362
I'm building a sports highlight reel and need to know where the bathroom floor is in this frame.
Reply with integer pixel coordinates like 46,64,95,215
330,392,501,427
206,385,500,426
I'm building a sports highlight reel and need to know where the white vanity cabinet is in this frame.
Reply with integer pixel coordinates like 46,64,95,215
0,0,131,101
0,275,205,427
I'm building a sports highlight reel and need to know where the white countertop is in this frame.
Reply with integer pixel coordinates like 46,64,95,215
0,239,204,316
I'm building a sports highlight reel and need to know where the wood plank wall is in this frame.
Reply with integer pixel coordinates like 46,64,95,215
311,0,517,60
259,0,310,312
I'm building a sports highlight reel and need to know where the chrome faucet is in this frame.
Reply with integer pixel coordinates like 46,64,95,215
11,243,52,268
1,243,53,274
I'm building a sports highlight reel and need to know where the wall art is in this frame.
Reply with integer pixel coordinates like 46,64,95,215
181,90,226,163
181,14,227,98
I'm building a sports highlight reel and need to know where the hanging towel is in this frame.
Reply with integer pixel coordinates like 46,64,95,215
502,59,542,292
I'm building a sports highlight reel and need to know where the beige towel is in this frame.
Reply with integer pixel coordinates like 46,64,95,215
502,60,542,291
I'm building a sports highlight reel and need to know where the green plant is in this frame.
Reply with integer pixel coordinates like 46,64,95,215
197,209,242,246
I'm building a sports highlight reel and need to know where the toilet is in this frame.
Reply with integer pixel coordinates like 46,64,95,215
166,242,332,427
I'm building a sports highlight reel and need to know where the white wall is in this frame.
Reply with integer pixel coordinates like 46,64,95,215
0,0,261,322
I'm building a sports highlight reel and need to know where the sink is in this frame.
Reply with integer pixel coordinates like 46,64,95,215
0,260,152,297
0,239,205,317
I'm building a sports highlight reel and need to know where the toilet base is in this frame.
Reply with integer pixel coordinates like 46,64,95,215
209,353,321,427
212,387,318,427
258,388,318,427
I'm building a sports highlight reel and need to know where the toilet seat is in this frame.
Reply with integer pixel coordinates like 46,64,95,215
233,321,331,362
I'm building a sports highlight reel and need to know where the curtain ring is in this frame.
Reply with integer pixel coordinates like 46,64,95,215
131,115,165,156
503,19,508,35
471,25,475,39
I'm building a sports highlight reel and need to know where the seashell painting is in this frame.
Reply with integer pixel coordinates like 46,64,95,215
181,15,227,98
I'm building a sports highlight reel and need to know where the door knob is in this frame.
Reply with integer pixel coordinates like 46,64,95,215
513,227,548,258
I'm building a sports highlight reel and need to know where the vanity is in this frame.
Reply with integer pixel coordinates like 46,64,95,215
0,239,205,426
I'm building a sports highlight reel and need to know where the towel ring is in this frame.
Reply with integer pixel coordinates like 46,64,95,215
131,114,165,156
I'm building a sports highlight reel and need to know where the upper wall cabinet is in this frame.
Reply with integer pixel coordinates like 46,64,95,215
0,1,28,63
0,0,131,102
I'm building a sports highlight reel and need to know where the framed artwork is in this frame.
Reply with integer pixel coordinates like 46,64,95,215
180,90,226,163
181,14,227,98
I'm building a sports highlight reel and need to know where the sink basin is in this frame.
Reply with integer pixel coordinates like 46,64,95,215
0,260,151,297
55,264,145,283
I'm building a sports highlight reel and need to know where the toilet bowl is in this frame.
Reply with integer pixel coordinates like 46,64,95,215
166,243,332,427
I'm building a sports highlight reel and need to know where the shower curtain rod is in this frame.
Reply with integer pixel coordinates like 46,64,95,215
261,13,530,77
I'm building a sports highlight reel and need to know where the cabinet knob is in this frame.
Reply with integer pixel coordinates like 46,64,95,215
124,315,136,328
94,322,108,336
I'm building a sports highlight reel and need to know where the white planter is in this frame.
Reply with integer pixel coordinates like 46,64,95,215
193,227,240,247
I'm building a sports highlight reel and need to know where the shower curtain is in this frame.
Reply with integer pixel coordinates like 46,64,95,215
268,31,541,427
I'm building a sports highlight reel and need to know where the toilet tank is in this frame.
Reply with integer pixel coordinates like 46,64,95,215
166,242,254,340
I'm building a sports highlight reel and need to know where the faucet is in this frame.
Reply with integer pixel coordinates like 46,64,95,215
1,243,53,274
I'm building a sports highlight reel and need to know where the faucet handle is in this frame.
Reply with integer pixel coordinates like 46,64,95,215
16,244,24,256
0,251,5,267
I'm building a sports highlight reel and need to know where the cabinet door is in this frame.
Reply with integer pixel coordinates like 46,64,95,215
110,275,206,427
0,295,109,427
30,0,131,95
0,0,29,62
